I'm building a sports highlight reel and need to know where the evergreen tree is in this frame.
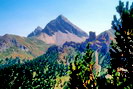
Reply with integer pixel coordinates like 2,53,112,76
68,44,97,89
109,1,133,88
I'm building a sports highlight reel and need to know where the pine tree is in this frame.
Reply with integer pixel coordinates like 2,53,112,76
109,1,133,88
68,44,97,89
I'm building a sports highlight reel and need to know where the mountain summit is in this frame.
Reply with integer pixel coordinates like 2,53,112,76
28,26,43,37
28,15,88,45
41,15,88,37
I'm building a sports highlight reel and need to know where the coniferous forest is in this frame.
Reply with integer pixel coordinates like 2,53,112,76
0,1,133,89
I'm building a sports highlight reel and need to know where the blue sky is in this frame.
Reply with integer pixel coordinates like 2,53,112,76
0,0,131,36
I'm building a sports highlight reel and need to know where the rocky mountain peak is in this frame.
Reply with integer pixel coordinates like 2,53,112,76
28,26,43,37
27,15,88,45
36,26,43,31
56,15,70,23
57,15,67,20
41,15,88,37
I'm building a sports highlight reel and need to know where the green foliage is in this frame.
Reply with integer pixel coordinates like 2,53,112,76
111,1,133,69
67,44,98,89
107,1,133,88
0,46,67,89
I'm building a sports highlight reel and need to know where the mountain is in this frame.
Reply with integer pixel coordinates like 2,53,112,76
46,29,115,67
0,15,88,59
61,30,113,53
0,34,50,59
0,14,115,62
28,15,88,45
28,26,43,37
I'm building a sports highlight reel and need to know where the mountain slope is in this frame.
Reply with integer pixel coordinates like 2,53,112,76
0,34,50,59
47,29,115,66
28,26,43,37
28,15,88,45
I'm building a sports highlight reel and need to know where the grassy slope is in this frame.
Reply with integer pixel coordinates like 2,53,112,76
0,35,50,59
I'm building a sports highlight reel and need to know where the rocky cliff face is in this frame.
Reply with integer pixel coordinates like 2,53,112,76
53,29,115,66
28,15,88,45
88,31,96,41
